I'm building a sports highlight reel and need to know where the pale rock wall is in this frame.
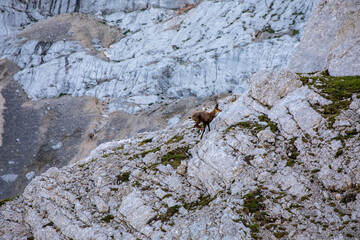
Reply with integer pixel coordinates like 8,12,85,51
1,0,316,113
288,0,360,76
1,70,359,239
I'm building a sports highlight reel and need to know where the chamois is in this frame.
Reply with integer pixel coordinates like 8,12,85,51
190,104,221,139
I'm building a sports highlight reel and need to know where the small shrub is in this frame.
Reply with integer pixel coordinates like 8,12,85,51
101,215,114,223
139,138,153,146
116,172,131,183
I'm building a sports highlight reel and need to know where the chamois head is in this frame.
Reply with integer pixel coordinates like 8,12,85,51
190,103,221,139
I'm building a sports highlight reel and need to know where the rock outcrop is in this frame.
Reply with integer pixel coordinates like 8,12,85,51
0,58,217,200
1,71,359,239
288,0,360,76
1,0,316,112
1,1,360,239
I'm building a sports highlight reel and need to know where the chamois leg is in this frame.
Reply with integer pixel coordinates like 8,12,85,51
193,121,202,129
200,127,206,139
207,123,211,131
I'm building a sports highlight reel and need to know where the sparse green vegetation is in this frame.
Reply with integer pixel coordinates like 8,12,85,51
160,194,172,200
291,29,299,35
112,145,124,151
166,135,184,144
159,146,191,169
286,159,295,167
300,75,360,127
116,172,131,183
263,25,275,33
183,194,217,211
101,215,114,223
273,231,289,238
258,115,278,133
139,138,153,146
0,196,18,207
226,116,278,135
147,205,180,224
335,149,344,158
131,147,161,160
242,189,265,214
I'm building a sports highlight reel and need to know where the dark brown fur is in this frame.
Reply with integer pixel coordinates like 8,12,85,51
191,104,221,139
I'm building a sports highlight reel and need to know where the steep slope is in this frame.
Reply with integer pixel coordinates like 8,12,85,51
288,0,360,76
0,0,318,200
1,71,359,239
1,0,316,112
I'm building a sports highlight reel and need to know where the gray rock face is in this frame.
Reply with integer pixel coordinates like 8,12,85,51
1,0,316,113
1,69,359,239
288,0,360,75
0,58,218,200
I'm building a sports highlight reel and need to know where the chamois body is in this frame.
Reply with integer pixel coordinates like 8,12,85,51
191,104,221,139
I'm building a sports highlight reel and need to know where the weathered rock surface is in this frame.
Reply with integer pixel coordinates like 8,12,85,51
1,70,359,239
0,58,217,199
1,0,316,112
288,0,360,76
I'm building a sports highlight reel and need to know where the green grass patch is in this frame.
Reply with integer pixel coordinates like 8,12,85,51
273,231,289,238
335,149,344,158
160,146,190,169
112,145,124,151
286,159,296,167
131,146,161,160
183,194,217,211
300,75,360,127
139,138,153,146
0,196,18,207
166,135,184,144
147,205,180,224
243,189,265,214
258,115,278,133
116,172,130,183
101,215,114,223
226,116,278,135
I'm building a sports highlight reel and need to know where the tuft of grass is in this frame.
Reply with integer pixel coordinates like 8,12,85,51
166,135,184,144
147,205,180,224
258,115,278,133
139,138,153,146
0,196,18,207
273,231,289,238
263,25,275,33
101,215,114,223
116,172,130,183
286,159,295,167
243,189,265,214
160,146,190,169
112,145,124,151
226,116,278,135
335,149,344,158
300,75,360,127
183,194,217,211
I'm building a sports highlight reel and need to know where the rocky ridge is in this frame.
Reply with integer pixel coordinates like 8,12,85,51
0,0,319,199
1,0,316,113
1,70,359,239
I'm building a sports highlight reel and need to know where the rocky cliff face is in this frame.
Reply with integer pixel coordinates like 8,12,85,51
1,0,360,239
288,0,360,76
1,70,359,239
0,0,318,199
1,0,316,111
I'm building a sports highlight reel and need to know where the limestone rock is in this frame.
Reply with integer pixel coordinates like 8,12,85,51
318,167,352,192
1,0,316,112
288,0,360,75
1,70,360,239
249,70,303,107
